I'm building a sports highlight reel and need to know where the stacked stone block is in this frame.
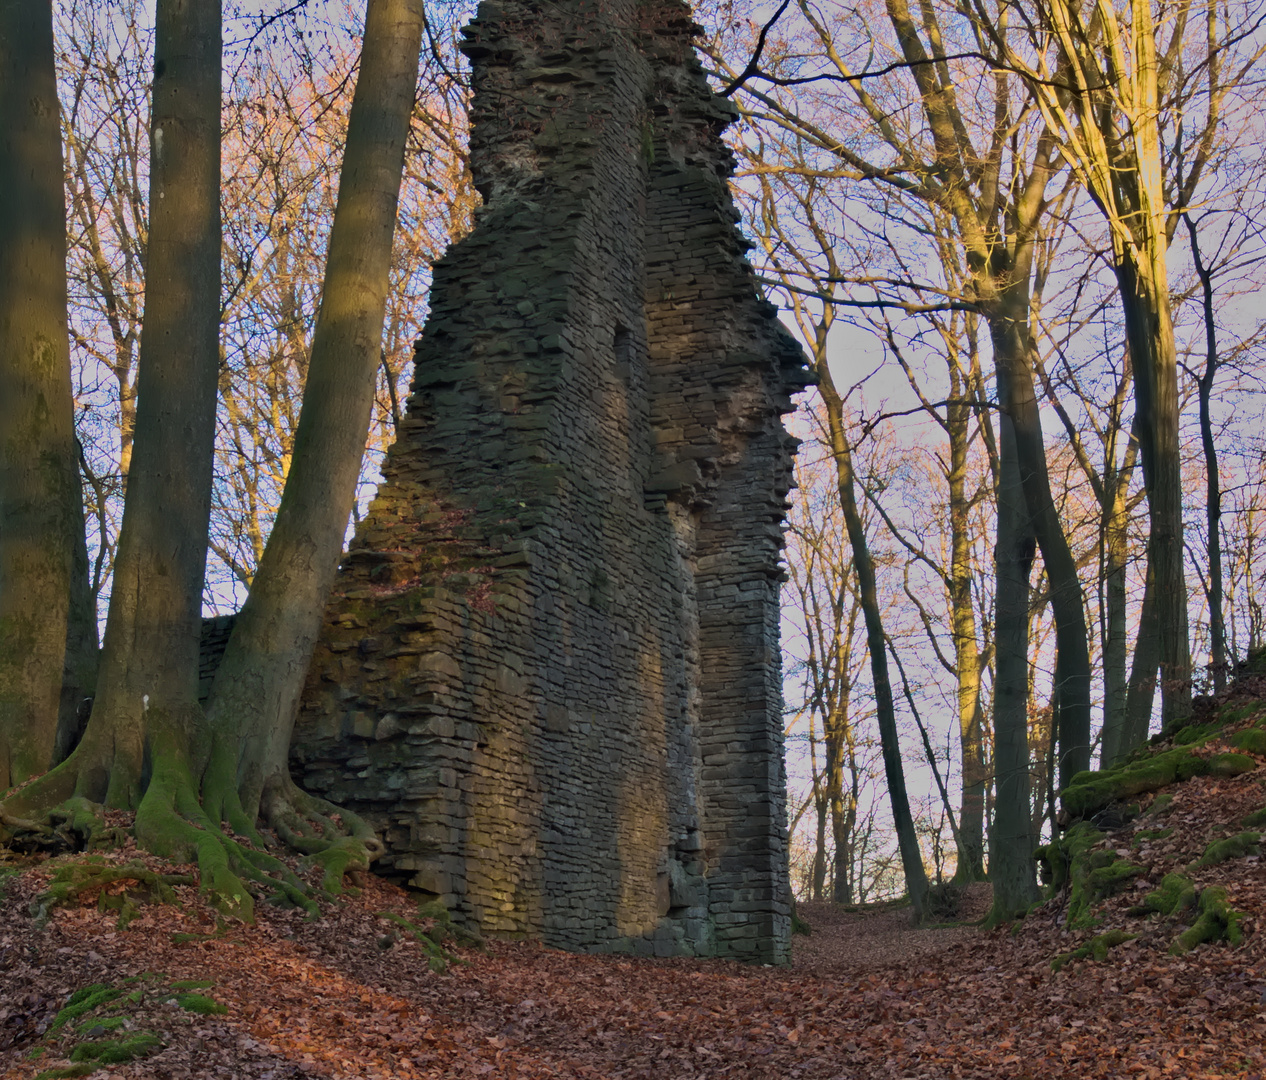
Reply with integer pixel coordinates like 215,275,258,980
289,0,809,962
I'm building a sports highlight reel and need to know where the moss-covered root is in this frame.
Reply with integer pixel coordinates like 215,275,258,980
1035,822,1104,892
1035,822,1144,928
30,860,194,928
1131,873,1199,918
1169,886,1245,954
260,775,384,894
134,754,317,919
1060,749,1211,820
1051,928,1137,972
1188,831,1261,871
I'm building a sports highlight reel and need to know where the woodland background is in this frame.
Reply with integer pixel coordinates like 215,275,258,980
32,0,1266,909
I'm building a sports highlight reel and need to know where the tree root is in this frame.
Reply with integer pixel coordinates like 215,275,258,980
260,775,384,893
3,737,385,922
29,857,194,928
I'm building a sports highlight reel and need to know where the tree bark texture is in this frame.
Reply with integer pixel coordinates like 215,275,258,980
989,281,1093,787
205,0,425,827
989,410,1041,917
1116,249,1191,728
1184,212,1227,692
62,0,223,820
0,0,81,788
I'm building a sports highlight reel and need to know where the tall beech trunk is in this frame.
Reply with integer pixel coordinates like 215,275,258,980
67,0,224,823
1184,212,1227,692
1117,249,1191,728
989,407,1041,919
818,363,929,921
54,470,99,765
1123,559,1162,752
203,0,424,839
947,361,987,882
0,1,83,788
1098,458,1136,767
988,278,1093,787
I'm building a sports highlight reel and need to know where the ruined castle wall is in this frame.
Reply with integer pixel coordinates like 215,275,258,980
290,0,808,962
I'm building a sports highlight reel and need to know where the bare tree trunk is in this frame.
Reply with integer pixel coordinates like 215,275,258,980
1183,212,1227,692
204,0,424,837
54,458,99,764
988,264,1093,788
819,367,929,922
1124,558,1162,751
0,0,81,787
947,367,987,882
66,0,223,817
1099,468,1134,766
1117,250,1192,728
988,407,1041,920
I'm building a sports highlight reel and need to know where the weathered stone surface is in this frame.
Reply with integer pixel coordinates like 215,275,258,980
289,0,810,963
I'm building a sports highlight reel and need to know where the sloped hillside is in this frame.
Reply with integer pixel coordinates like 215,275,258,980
3,673,1266,1079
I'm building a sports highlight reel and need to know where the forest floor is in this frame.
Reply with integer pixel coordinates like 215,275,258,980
5,699,1266,1079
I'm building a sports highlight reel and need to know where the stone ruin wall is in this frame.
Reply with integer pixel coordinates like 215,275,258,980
288,0,810,962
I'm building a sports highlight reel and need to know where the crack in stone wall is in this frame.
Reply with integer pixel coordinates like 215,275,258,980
289,0,810,962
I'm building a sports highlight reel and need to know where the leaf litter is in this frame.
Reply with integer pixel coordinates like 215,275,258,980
4,699,1266,1078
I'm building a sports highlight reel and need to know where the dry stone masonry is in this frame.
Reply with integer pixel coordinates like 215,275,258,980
289,0,810,962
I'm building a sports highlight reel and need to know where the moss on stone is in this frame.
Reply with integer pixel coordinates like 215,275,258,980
1146,793,1175,817
1131,827,1173,847
1209,752,1257,778
1133,872,1198,917
68,1031,162,1064
1038,823,1144,928
1241,805,1266,829
50,985,122,1032
1050,928,1137,972
1231,728,1266,756
1035,821,1104,891
1189,831,1261,870
74,1015,127,1035
1060,748,1210,819
1169,886,1244,954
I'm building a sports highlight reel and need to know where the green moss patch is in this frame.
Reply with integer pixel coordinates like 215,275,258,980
1169,886,1245,954
1131,872,1198,917
1145,793,1176,817
50,985,123,1032
74,1015,128,1035
168,979,214,990
1231,728,1266,755
69,1031,162,1064
169,992,227,1015
1241,805,1266,828
1060,749,1210,820
1189,831,1261,870
1209,752,1257,777
1131,827,1173,847
1036,823,1145,928
1035,822,1103,891
1051,928,1137,972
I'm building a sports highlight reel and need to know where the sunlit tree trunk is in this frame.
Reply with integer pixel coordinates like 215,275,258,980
67,0,223,822
0,0,81,787
204,0,425,834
